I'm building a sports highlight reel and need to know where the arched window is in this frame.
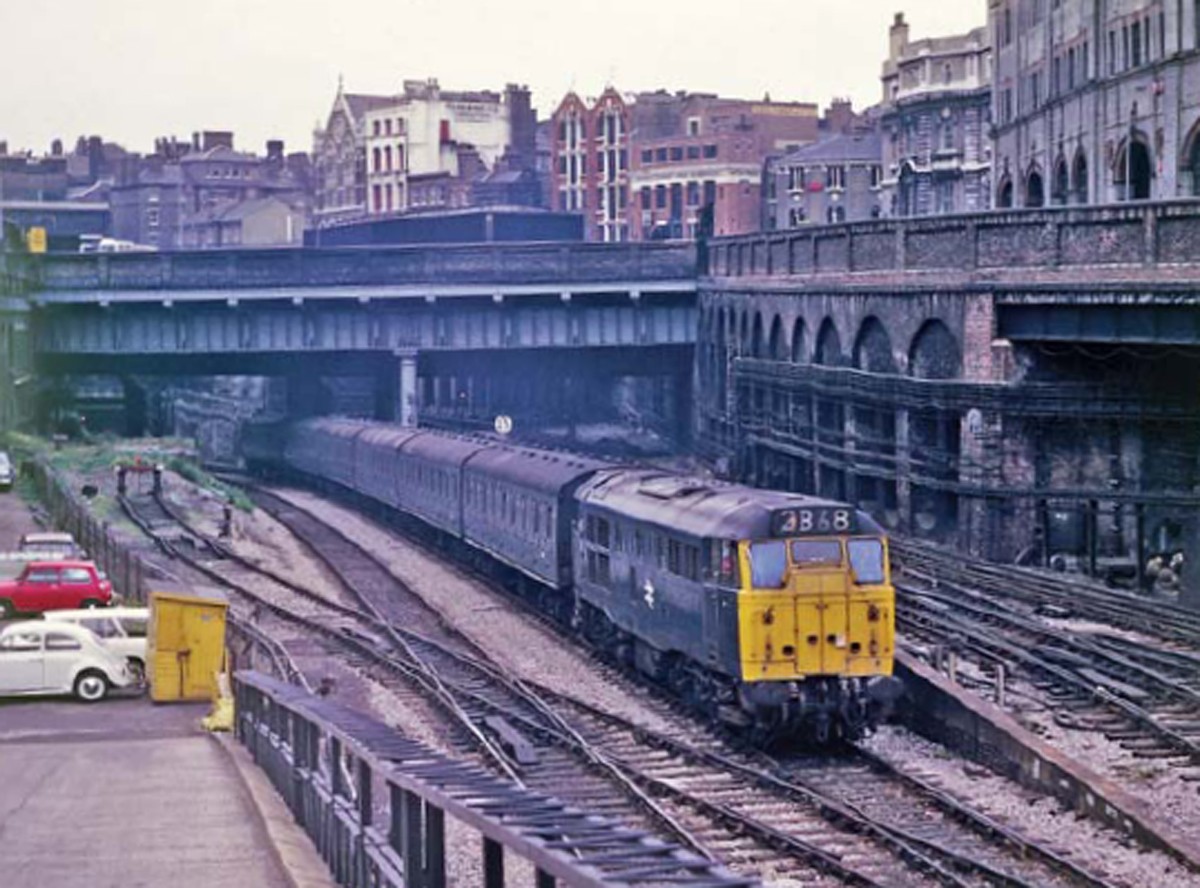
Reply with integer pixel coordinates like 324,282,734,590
1025,168,1045,208
997,176,1014,208
768,316,787,361
1114,137,1152,200
814,318,843,367
852,317,897,374
908,320,963,380
750,312,765,358
1072,150,1089,204
1052,158,1069,205
790,318,807,363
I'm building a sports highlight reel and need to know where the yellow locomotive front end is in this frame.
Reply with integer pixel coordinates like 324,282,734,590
734,504,899,741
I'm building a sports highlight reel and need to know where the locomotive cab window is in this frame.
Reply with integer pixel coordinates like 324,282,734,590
848,539,886,585
749,540,788,589
790,540,843,567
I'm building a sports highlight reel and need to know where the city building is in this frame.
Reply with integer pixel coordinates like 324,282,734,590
550,88,632,242
765,127,885,229
111,132,309,250
180,196,306,249
362,79,539,218
628,92,820,241
880,13,993,217
0,144,114,250
989,0,1200,206
550,89,821,242
312,85,394,227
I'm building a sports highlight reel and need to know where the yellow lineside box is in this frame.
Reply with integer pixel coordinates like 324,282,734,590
148,590,229,703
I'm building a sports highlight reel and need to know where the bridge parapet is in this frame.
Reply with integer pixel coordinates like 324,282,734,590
708,201,1200,286
39,241,698,293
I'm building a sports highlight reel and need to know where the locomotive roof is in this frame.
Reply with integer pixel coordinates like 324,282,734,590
576,468,883,541
463,442,609,495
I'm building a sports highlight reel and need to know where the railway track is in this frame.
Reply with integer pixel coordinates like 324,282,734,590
893,541,1200,771
229,483,1125,888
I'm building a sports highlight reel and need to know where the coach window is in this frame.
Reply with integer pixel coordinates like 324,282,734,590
668,539,682,575
712,541,740,587
635,530,646,557
684,545,700,581
848,540,886,584
749,541,788,589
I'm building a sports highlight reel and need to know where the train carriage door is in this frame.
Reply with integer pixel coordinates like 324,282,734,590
790,539,850,674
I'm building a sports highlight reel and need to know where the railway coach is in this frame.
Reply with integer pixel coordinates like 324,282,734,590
243,417,900,742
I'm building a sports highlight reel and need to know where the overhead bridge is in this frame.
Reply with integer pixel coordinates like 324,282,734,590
30,242,698,429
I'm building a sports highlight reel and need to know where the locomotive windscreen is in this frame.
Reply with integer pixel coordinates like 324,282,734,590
771,506,858,537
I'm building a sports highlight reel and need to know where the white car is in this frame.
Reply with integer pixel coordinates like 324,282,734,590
0,621,135,702
0,451,13,491
41,607,148,680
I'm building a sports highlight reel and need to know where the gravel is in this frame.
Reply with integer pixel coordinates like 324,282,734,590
864,726,1200,888
264,486,679,734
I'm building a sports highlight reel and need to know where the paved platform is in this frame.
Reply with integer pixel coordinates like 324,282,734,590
0,697,314,888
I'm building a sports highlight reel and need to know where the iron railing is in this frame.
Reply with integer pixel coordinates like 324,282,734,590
234,671,754,888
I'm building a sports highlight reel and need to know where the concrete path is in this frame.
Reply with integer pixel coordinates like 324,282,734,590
0,698,300,888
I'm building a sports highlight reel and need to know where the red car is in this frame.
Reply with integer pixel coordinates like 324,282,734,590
0,561,114,618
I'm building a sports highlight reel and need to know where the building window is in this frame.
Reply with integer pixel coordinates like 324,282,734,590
703,144,718,159
655,147,668,162
670,146,684,161
870,165,883,189
688,117,701,137
826,166,846,190
145,208,159,228
687,145,700,160
655,184,667,209
703,180,717,206
640,187,651,209
641,149,653,164
687,181,700,206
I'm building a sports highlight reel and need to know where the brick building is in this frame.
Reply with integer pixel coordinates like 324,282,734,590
990,0,1200,206
111,133,308,250
362,80,539,218
550,88,632,242
551,90,819,241
312,86,393,227
764,127,885,229
880,13,993,217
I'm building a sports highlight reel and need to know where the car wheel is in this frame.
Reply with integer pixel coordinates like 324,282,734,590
128,658,146,684
0,599,13,619
74,670,110,703
80,599,103,610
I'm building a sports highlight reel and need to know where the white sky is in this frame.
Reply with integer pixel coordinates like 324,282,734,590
0,0,985,156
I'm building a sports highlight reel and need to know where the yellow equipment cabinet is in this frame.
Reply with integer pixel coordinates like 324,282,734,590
148,590,229,703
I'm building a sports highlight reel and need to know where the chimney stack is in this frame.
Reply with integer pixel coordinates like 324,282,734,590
890,12,910,61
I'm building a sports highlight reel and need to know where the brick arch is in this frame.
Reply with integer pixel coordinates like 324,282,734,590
908,319,962,380
750,311,766,358
767,314,787,361
814,317,844,367
791,317,808,363
737,311,749,355
852,316,898,374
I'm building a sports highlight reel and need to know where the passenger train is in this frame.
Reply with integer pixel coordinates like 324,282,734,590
244,418,901,742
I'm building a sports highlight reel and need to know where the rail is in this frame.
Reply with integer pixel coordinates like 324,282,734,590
234,671,753,888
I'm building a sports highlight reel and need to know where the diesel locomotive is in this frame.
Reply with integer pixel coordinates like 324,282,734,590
245,417,900,742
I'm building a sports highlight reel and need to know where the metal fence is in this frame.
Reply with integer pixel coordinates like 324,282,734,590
27,456,163,604
235,671,753,888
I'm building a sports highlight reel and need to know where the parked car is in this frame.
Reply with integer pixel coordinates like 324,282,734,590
41,607,148,680
18,532,86,560
0,621,135,702
0,452,13,491
0,561,115,618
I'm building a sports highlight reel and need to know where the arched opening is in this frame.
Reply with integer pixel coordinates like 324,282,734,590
768,315,787,361
814,318,845,500
1072,150,1089,204
1184,122,1200,196
750,312,766,358
851,317,899,524
1114,136,1152,201
814,318,843,367
852,317,897,374
996,176,1014,208
908,319,963,380
907,319,962,541
1052,157,1069,206
897,163,917,217
1025,167,1045,208
737,312,749,356
790,317,807,363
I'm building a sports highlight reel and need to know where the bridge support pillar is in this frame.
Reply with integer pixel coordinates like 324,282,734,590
377,350,419,426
